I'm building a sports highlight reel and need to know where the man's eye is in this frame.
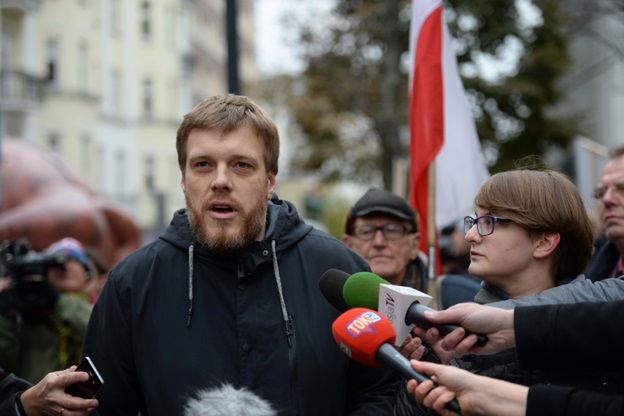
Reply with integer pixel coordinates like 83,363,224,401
234,162,252,169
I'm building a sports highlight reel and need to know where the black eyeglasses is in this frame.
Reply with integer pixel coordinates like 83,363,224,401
353,223,410,241
464,215,513,237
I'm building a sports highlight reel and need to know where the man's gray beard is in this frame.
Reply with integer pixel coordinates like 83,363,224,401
186,195,267,255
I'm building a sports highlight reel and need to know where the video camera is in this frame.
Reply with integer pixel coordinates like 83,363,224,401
0,239,69,313
1,239,69,279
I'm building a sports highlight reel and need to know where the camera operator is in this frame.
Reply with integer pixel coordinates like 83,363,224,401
0,239,93,383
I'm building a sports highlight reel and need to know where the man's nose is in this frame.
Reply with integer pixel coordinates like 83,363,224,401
211,164,232,191
372,229,388,245
602,186,621,205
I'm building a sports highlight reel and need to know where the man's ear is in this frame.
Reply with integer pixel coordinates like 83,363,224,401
533,232,560,259
342,234,354,248
180,177,186,192
409,232,421,261
267,173,276,195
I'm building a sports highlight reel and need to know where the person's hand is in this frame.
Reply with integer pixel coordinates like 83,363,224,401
414,302,515,356
399,332,456,364
406,360,528,416
20,366,98,416
398,334,426,360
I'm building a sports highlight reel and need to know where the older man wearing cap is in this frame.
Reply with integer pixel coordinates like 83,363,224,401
343,188,427,290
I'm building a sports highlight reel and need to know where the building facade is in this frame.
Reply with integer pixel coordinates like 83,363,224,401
0,0,257,239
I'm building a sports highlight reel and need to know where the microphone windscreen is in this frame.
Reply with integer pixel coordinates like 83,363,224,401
343,272,390,310
332,307,396,367
319,268,350,311
184,384,276,416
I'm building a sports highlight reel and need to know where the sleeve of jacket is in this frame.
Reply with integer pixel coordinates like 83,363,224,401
0,315,19,377
81,270,145,415
345,360,400,415
515,301,624,371
0,369,30,416
54,294,93,346
527,384,624,416
490,276,624,310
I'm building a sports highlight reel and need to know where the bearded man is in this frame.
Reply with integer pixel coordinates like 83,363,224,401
82,95,398,416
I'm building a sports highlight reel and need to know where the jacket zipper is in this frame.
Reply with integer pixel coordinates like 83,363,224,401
237,264,244,278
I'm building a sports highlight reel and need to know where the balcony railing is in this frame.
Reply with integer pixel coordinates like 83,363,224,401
0,69,43,110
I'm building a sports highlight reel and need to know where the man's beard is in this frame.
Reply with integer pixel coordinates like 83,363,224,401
186,194,267,255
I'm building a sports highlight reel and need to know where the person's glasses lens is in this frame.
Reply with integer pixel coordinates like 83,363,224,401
463,216,475,235
477,216,495,236
355,225,375,240
382,224,405,240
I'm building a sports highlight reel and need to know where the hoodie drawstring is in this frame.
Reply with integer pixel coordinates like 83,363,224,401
187,244,194,327
271,240,294,348
271,239,298,413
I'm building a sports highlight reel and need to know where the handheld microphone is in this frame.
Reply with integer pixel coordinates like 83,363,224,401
319,269,488,346
332,308,461,414
184,384,276,416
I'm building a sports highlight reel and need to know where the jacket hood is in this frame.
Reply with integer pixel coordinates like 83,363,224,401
159,194,313,272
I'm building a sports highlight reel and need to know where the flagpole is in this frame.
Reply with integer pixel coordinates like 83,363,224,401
427,160,438,307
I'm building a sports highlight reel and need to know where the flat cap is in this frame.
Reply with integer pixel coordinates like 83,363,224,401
350,188,415,222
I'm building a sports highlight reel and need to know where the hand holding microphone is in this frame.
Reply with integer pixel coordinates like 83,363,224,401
319,269,488,347
331,307,461,414
416,302,515,357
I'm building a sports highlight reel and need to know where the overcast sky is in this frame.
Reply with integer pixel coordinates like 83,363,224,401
254,0,335,75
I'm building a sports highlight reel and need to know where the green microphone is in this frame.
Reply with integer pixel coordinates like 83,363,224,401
342,271,389,310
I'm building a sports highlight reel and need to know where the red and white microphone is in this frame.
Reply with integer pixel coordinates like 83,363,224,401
332,307,461,414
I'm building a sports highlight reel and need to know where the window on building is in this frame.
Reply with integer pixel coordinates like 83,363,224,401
142,77,153,119
46,39,59,86
144,155,155,190
110,69,121,115
47,132,61,153
2,26,15,70
78,42,88,91
80,134,92,181
110,0,120,36
116,149,126,197
141,2,152,42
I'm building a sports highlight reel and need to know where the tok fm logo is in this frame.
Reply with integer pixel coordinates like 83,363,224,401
346,311,381,337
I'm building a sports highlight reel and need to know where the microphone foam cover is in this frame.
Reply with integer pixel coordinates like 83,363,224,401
319,268,350,311
343,272,390,310
332,307,396,367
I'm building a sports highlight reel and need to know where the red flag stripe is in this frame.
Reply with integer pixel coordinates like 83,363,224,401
409,5,444,255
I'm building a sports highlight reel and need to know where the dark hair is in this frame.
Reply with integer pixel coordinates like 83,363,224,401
474,169,594,282
176,94,280,174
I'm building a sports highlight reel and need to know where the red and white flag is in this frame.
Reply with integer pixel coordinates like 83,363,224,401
408,0,489,256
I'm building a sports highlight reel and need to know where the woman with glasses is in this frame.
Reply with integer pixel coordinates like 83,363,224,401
463,169,594,303
396,169,623,416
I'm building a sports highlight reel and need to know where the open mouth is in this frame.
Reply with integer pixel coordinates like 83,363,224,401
208,203,237,219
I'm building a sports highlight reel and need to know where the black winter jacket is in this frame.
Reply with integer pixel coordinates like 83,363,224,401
585,237,622,281
518,301,624,415
0,368,30,415
83,198,398,415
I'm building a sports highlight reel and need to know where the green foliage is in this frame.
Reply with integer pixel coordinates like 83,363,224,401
274,0,577,185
